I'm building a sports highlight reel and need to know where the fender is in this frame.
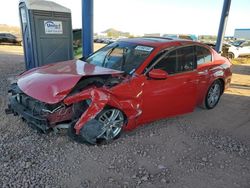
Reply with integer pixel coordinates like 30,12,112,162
64,87,142,134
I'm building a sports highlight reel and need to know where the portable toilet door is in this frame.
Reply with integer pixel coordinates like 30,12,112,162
19,4,34,69
19,0,73,70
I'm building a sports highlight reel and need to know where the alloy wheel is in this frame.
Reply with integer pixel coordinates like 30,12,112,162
207,82,221,108
97,109,124,140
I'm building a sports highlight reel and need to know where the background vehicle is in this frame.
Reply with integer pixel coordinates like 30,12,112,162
6,38,232,145
0,33,22,45
162,34,198,41
228,40,250,59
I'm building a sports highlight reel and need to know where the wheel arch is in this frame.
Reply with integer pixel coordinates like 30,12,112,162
217,78,225,94
228,51,235,59
200,77,225,109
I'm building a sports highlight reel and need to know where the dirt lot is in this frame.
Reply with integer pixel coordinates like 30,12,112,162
0,45,250,188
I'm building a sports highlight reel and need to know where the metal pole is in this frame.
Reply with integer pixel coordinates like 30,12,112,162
82,0,94,58
215,0,231,53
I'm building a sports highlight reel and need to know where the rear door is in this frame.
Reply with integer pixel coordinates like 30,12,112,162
196,45,213,104
138,45,198,123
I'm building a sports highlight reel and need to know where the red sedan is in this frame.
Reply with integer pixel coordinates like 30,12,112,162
6,37,232,144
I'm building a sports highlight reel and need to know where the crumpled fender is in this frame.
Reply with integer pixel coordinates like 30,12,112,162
64,87,109,134
64,87,142,134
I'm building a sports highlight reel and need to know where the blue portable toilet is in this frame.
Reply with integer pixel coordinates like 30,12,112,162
19,0,73,70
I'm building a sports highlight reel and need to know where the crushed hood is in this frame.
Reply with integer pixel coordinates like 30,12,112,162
17,60,123,104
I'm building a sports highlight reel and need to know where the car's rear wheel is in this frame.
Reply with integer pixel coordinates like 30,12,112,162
204,80,222,109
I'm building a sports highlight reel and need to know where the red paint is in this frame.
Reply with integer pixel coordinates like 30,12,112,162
64,86,141,134
17,38,232,133
17,60,123,104
148,69,169,79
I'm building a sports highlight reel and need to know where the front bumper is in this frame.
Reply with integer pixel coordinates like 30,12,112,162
5,96,50,133
5,83,51,133
6,83,74,133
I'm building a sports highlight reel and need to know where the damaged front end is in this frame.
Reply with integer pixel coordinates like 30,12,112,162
5,83,73,133
5,74,142,144
63,80,143,144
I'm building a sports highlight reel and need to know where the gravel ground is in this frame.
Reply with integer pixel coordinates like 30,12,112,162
0,46,250,188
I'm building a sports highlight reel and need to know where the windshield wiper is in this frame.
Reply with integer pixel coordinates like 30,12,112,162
102,44,119,67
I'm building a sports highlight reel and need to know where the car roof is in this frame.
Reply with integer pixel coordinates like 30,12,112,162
119,37,200,48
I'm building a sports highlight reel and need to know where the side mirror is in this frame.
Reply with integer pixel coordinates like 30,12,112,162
148,69,168,80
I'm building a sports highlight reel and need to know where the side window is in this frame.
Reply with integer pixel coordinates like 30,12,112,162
153,46,195,74
7,34,13,39
154,50,177,74
176,46,196,72
196,46,212,65
10,34,16,39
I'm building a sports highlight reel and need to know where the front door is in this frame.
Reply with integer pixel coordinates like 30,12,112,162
138,46,198,124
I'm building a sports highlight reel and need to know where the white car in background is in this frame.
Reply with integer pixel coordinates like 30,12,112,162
228,40,250,59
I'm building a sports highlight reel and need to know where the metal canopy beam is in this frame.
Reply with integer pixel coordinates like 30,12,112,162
82,0,93,58
215,0,231,53
81,0,231,55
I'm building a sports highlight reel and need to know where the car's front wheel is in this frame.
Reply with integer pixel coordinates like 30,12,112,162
69,108,125,145
204,80,222,109
95,108,124,141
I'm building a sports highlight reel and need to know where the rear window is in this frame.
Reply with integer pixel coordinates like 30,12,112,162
196,46,212,65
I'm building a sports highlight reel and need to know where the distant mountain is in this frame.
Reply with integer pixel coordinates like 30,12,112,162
102,28,130,38
0,24,21,36
102,28,118,33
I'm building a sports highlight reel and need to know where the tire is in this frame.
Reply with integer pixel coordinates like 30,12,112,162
67,77,104,143
94,108,125,143
67,77,125,144
204,80,222,109
69,108,125,145
228,52,235,59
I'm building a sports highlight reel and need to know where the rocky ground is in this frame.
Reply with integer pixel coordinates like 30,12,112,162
0,45,250,188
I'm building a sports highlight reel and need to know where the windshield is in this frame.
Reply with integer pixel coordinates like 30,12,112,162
85,41,154,74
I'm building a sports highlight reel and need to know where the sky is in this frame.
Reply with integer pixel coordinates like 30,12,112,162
0,0,250,36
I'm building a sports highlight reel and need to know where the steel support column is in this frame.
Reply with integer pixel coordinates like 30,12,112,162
215,0,231,53
82,0,94,58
